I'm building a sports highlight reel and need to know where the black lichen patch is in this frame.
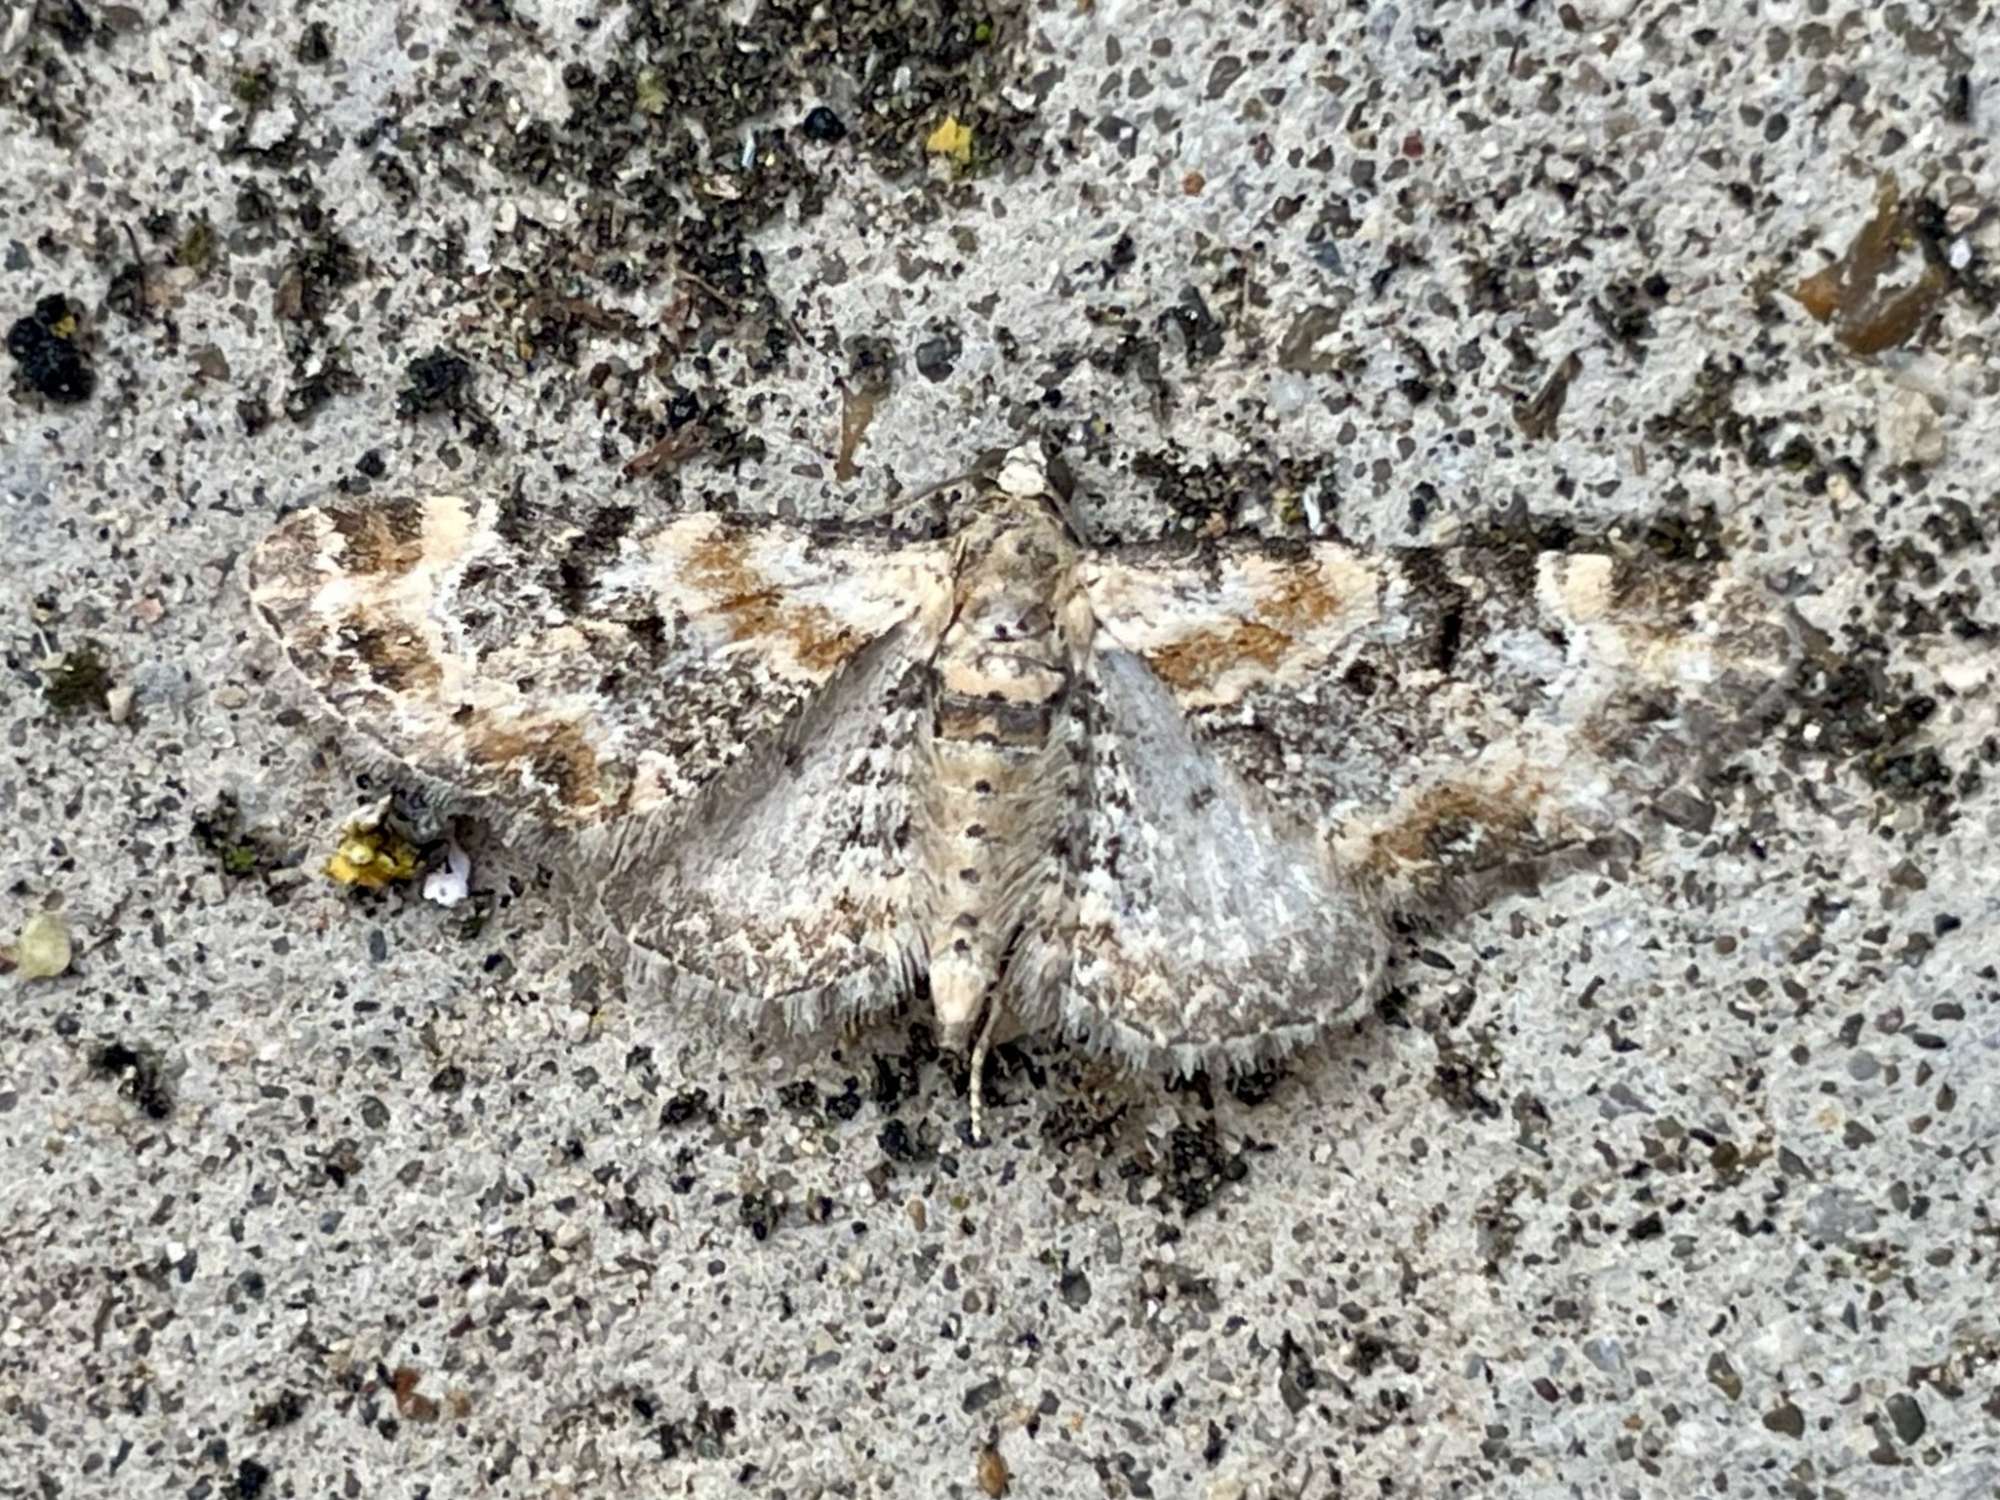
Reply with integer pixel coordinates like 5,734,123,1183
7,294,96,404
1645,355,1860,495
614,2,1022,178
88,1040,175,1120
397,348,474,417
1039,1096,1128,1149
654,1400,737,1461
869,1025,938,1112
1225,1060,1290,1107
1429,1033,1505,1120
877,1116,932,1164
1785,648,1963,817
273,231,360,325
0,4,100,144
282,358,364,425
1777,508,1993,823
824,1077,865,1121
295,20,334,66
1156,1119,1249,1216
230,1458,272,1500
264,221,366,423
1129,447,1335,528
252,1389,308,1430
1588,274,1669,355
395,348,495,445
422,0,1034,451
776,1079,823,1118
39,640,112,717
42,0,94,52
1158,286,1225,368
659,1087,714,1129
737,1186,784,1240
192,793,290,884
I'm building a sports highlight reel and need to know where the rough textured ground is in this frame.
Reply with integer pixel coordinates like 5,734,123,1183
3,1,1997,1496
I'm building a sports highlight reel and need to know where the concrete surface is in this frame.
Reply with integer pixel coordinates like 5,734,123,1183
3,1,1997,1496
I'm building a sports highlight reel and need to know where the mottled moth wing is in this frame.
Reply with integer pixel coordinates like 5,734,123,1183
247,493,950,833
1318,540,1798,907
996,539,1393,1070
1034,530,1795,1069
1044,645,1395,1072
577,621,940,1031
250,491,958,1026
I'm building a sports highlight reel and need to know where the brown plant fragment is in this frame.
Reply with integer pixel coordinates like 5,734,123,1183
391,1366,441,1423
976,1442,1010,1497
1513,351,1583,440
1791,176,1949,355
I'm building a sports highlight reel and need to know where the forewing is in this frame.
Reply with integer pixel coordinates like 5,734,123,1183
1015,646,1389,1073
579,624,935,1032
1316,543,1798,908
1085,531,1797,919
246,492,951,832
1079,537,1387,709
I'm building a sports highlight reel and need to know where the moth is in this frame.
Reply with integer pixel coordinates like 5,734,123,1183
248,445,1794,1135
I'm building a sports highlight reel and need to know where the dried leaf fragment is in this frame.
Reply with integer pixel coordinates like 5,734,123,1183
976,1442,1010,1497
14,912,74,980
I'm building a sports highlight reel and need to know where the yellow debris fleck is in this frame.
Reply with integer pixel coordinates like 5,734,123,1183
326,829,421,889
926,116,973,165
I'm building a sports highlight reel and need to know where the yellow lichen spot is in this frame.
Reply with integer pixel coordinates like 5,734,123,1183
926,116,973,166
12,912,73,980
326,828,421,889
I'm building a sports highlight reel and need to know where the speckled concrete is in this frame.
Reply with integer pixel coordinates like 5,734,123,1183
3,2,1997,1496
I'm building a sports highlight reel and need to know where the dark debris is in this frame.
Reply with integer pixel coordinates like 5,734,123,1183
6,293,96,403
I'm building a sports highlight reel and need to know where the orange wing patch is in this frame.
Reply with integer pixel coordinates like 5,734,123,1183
463,715,610,816
1142,619,1296,696
636,513,952,685
342,614,445,693
677,525,873,676
1084,543,1383,708
1357,768,1557,872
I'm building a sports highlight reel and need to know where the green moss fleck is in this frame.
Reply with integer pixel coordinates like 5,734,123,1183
233,67,276,109
176,216,218,274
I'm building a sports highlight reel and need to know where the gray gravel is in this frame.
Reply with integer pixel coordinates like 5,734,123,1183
3,2,1997,1496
